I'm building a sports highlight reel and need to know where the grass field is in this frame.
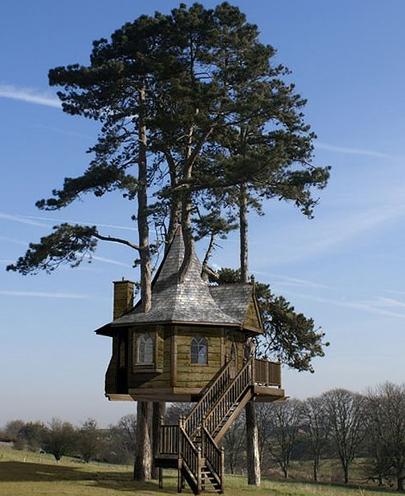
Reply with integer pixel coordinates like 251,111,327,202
0,445,397,496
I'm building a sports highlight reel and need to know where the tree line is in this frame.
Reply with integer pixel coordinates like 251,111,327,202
3,383,405,491
222,384,405,492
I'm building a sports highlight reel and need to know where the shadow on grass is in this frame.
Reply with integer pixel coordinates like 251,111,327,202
0,461,177,493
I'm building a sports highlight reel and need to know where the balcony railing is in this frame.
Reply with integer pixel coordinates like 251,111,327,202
254,358,281,387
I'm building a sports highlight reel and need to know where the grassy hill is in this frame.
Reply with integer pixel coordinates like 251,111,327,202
0,444,397,496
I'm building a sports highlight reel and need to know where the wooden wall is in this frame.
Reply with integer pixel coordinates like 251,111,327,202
105,324,249,396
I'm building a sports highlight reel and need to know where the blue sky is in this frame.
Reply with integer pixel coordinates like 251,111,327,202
1,0,405,427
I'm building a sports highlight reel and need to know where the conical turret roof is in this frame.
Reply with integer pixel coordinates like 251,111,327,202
108,228,241,327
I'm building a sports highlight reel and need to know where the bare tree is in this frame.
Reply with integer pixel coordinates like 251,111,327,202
223,414,246,474
267,399,302,479
323,389,365,484
302,396,329,482
366,383,405,491
43,418,76,462
77,418,102,463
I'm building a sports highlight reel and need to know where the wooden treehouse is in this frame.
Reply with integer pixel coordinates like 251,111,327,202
96,229,285,494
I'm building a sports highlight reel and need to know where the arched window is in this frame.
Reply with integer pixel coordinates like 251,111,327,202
191,337,208,365
136,333,154,365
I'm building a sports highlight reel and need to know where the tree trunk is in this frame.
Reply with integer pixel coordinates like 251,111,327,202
239,183,249,283
134,400,152,480
151,401,165,479
245,401,261,486
313,457,319,482
179,191,193,282
137,86,152,313
343,464,349,484
240,182,261,486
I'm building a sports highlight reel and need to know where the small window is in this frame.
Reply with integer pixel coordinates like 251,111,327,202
191,337,208,365
136,333,154,365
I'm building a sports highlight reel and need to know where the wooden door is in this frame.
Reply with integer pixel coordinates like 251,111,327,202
229,341,238,379
117,333,128,393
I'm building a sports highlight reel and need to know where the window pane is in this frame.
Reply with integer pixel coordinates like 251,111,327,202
137,333,154,364
191,337,207,365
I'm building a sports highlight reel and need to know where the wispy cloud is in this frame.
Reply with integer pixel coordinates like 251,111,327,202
255,271,329,290
0,84,61,109
0,213,49,228
284,291,405,320
0,236,28,246
24,214,137,232
89,255,132,268
0,290,89,299
315,141,393,159
0,259,14,265
0,211,136,233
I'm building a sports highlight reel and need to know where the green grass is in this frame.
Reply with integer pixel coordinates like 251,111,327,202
0,445,397,496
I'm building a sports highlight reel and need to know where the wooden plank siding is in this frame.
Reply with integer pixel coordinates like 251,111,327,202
174,326,223,389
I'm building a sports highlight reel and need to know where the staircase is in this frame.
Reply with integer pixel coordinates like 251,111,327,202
157,357,256,494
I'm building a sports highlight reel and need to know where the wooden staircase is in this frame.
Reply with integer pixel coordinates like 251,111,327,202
157,357,257,494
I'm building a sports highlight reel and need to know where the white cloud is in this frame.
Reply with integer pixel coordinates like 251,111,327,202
255,271,329,289
0,211,136,233
0,213,49,228
90,255,132,268
0,236,28,246
315,141,393,159
0,84,61,109
0,290,89,299
24,214,137,232
284,291,405,320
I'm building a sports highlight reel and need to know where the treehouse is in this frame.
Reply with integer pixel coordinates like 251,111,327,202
96,229,285,494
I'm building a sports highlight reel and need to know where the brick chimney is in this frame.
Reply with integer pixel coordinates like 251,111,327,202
113,279,135,319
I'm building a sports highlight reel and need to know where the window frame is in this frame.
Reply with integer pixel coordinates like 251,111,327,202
135,332,154,366
191,336,208,366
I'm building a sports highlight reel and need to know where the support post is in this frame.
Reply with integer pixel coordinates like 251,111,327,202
134,400,152,481
152,401,165,479
245,400,261,486
197,447,202,494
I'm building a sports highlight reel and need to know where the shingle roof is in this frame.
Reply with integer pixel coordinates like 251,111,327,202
108,229,246,328
209,284,253,324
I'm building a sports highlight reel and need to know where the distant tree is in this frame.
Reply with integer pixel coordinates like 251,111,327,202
323,389,365,484
165,403,192,424
267,399,302,479
117,414,137,453
302,396,329,482
77,418,102,463
222,413,246,474
366,383,405,491
4,420,25,441
17,421,47,452
43,418,76,462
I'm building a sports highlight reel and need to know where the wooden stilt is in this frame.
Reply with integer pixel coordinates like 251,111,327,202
159,467,163,489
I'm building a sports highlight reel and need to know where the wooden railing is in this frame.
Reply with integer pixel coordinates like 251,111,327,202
184,359,233,436
159,424,179,455
254,359,281,387
201,426,223,490
179,424,201,492
204,358,253,437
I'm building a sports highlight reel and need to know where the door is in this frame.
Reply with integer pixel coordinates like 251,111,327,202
117,333,128,393
229,341,238,379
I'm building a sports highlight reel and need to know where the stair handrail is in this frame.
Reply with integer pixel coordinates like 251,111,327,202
179,418,202,493
184,358,234,435
201,425,223,486
204,357,254,437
